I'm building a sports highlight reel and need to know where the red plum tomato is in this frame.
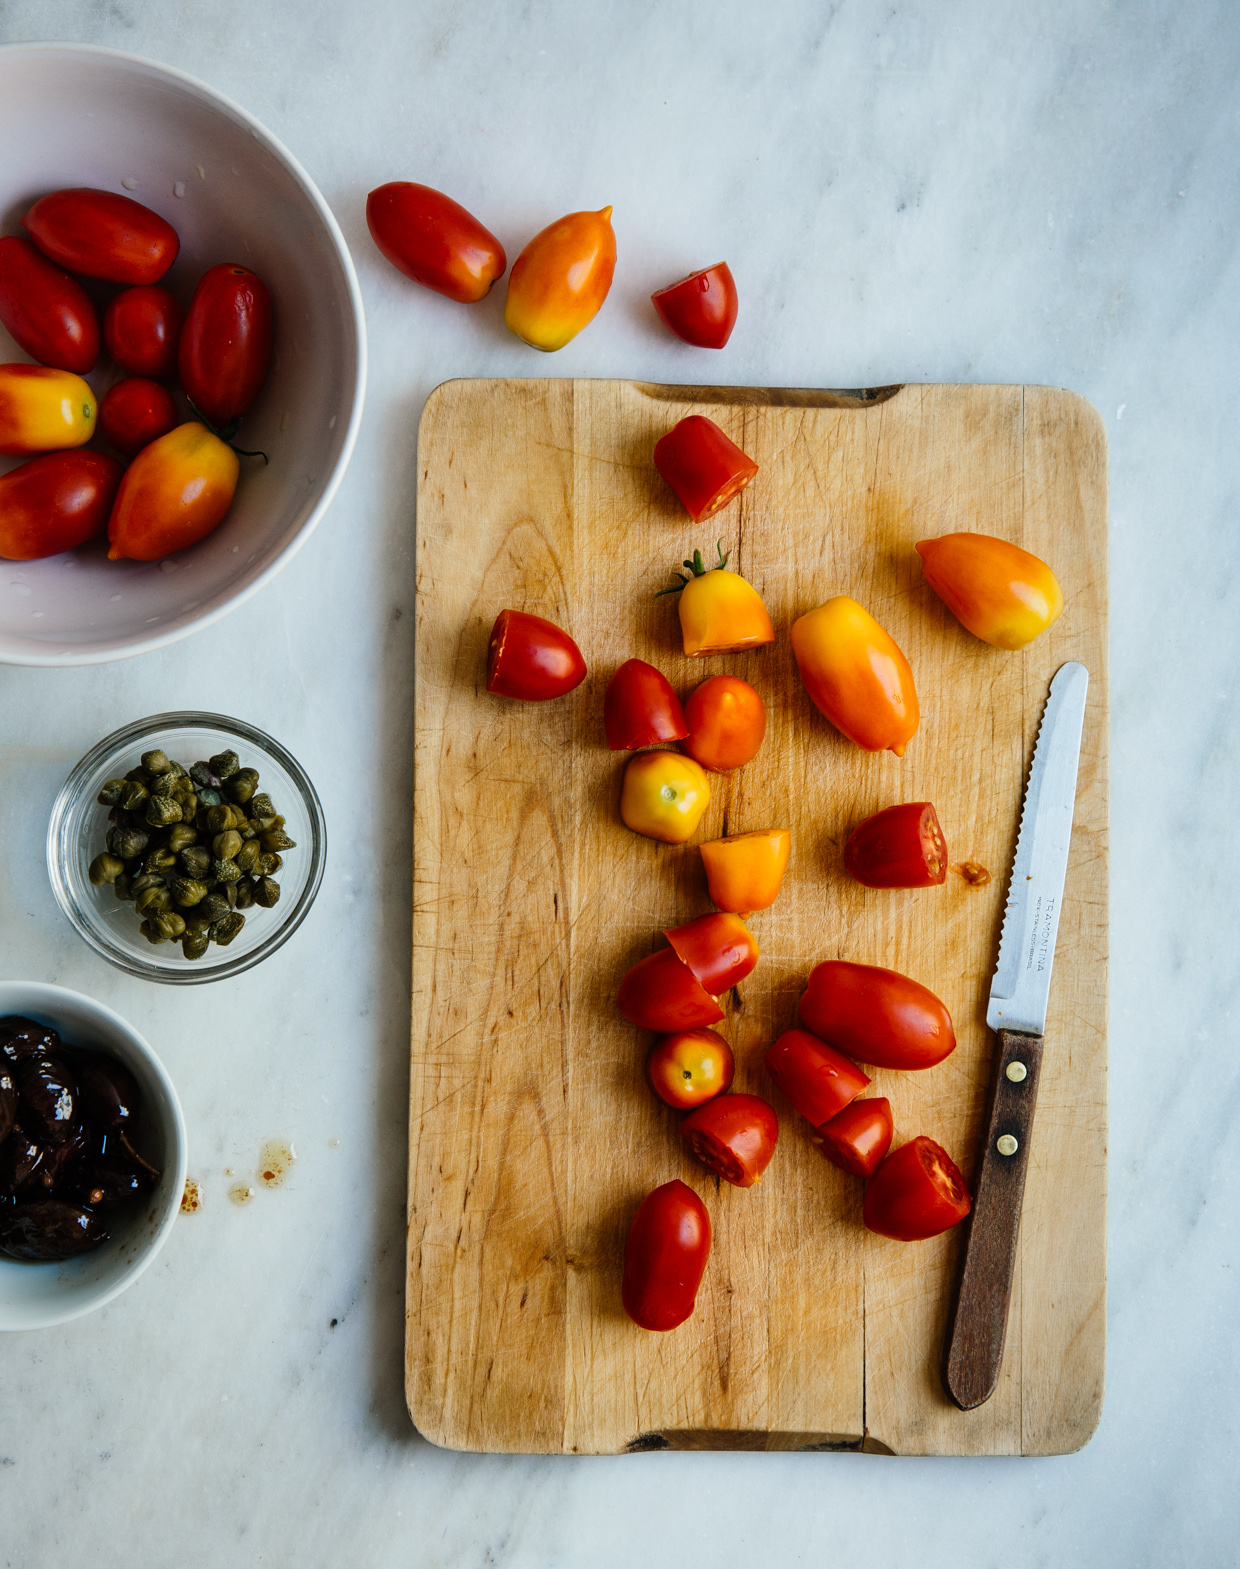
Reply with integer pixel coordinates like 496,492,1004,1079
178,264,273,426
763,1027,870,1127
653,415,758,523
646,1028,734,1111
799,960,955,1071
99,379,178,459
663,912,758,995
843,801,948,888
617,947,724,1033
0,237,99,373
486,609,586,701
103,285,184,381
812,1096,893,1179
681,1094,778,1188
22,188,179,284
366,182,506,303
0,451,122,560
603,658,687,749
863,1135,971,1241
622,1179,711,1331
683,674,766,772
651,262,738,349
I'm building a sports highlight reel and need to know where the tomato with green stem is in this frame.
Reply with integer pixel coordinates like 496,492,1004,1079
657,541,774,657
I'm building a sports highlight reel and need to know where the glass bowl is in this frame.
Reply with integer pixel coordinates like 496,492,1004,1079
47,712,326,984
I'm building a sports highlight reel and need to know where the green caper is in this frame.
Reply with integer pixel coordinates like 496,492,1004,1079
236,819,259,841
213,857,242,883
198,892,231,923
130,872,166,895
205,804,235,835
139,918,168,944
256,852,283,876
149,772,176,801
145,795,183,828
261,829,296,852
97,778,127,807
247,815,275,835
248,792,275,820
190,761,220,789
108,826,149,859
106,805,132,827
180,845,212,877
223,879,238,908
154,910,186,940
212,829,243,861
182,930,210,960
124,766,150,784
142,848,178,873
167,823,198,853
225,767,259,804
170,877,209,908
212,912,245,945
135,885,172,916
234,878,255,910
254,876,281,908
118,779,149,811
183,915,212,937
208,749,239,781
197,786,222,808
114,874,133,902
177,791,199,820
235,839,261,873
88,851,125,886
140,748,171,776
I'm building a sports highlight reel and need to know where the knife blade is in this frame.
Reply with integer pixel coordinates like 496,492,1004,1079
943,660,1089,1411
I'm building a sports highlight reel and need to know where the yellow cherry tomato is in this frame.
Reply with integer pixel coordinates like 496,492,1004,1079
660,542,775,657
791,596,919,756
107,422,240,562
0,364,96,455
620,751,711,843
699,828,791,913
504,206,616,351
915,532,1064,650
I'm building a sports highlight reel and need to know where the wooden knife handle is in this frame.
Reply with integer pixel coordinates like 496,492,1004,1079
942,1028,1045,1411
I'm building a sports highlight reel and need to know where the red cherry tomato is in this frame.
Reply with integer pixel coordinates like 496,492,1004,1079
812,1096,893,1179
486,609,587,701
103,285,184,380
616,947,724,1033
763,1027,870,1127
622,1179,711,1331
0,451,122,560
603,658,688,749
0,237,99,373
22,188,179,284
646,1028,734,1110
843,802,948,888
98,378,179,459
663,912,758,995
653,415,759,523
366,182,506,303
799,961,956,1071
681,1094,778,1188
683,674,766,772
651,262,738,349
178,264,273,426
863,1135,971,1241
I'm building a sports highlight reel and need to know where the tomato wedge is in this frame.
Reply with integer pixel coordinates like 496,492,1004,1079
603,658,687,749
681,1094,778,1188
651,262,738,349
699,828,791,914
622,1179,711,1331
763,1027,870,1127
654,415,758,522
616,947,724,1032
486,609,587,700
863,1135,971,1241
799,961,955,1071
812,1096,893,1179
663,913,758,995
843,802,948,888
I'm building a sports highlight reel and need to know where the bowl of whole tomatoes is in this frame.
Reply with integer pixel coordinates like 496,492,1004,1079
0,43,366,665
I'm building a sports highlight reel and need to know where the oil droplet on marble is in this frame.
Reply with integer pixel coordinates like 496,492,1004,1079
259,1140,296,1187
230,1184,255,1205
180,1178,201,1214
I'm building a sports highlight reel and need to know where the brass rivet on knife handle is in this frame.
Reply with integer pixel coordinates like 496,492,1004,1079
942,1029,1046,1411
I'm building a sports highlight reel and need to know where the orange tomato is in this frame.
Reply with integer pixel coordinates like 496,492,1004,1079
916,532,1064,650
646,1028,735,1110
619,750,710,843
699,828,790,913
683,674,766,771
660,543,775,657
504,206,616,351
791,596,919,755
107,422,239,561
0,363,95,454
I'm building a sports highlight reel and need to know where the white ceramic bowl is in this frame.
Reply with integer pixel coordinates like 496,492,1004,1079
0,982,187,1330
0,43,366,665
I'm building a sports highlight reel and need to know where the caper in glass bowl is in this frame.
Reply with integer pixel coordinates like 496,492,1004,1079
47,714,325,984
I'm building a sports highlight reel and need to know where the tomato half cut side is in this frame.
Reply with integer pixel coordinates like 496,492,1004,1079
617,947,725,1032
651,262,738,349
603,658,688,748
653,416,758,523
863,1135,971,1241
622,1179,711,1331
799,960,956,1071
681,1094,778,1188
663,912,758,995
763,1027,870,1127
813,1096,893,1179
843,802,948,888
486,609,587,701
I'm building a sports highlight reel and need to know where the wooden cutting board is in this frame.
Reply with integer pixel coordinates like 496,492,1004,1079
409,379,1107,1456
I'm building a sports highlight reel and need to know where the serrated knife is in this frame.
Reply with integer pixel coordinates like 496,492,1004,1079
942,660,1090,1411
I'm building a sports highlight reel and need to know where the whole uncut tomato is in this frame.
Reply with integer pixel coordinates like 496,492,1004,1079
0,237,99,373
799,960,955,1071
107,422,239,561
0,365,95,455
681,1094,778,1188
683,674,766,772
651,262,738,349
916,532,1064,650
762,1027,870,1127
863,1135,971,1241
843,802,948,888
646,1028,734,1110
103,285,185,380
604,658,687,749
663,912,758,995
22,188,179,284
622,1179,711,1331
812,1096,893,1179
0,451,122,560
699,828,790,914
791,596,919,755
178,265,273,427
658,542,774,657
486,609,586,700
504,207,616,351
653,415,757,522
616,947,724,1032
99,378,178,459
619,750,710,842
366,181,506,303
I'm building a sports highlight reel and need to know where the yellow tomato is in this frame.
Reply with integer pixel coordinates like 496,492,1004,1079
791,596,919,756
0,364,96,455
620,751,711,843
107,422,240,562
504,206,616,351
699,828,791,913
915,533,1064,650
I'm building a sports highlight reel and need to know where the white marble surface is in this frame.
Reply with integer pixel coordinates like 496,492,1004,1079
0,1,1236,1562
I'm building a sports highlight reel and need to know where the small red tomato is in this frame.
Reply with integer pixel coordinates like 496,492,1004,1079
799,961,956,1071
178,264,273,427
843,802,948,888
617,947,725,1033
0,451,122,560
663,912,758,996
651,262,738,349
763,1027,870,1127
683,674,766,772
366,182,507,303
863,1135,971,1241
0,237,99,373
812,1097,893,1179
646,1028,734,1110
22,188,179,284
622,1179,711,1331
486,609,587,701
103,285,184,380
682,1094,778,1188
603,658,687,749
653,415,758,523
99,378,178,458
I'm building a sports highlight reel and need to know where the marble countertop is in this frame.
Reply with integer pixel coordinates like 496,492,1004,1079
2,1,1236,1563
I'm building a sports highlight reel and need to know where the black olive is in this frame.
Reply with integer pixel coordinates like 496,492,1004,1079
15,1052,78,1143
0,1070,17,1144
0,1129,46,1195
71,1051,139,1133
66,1156,150,1210
35,1124,89,1193
0,1200,110,1261
0,1016,60,1065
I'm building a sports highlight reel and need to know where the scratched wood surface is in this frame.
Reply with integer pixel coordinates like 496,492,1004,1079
408,380,1107,1456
